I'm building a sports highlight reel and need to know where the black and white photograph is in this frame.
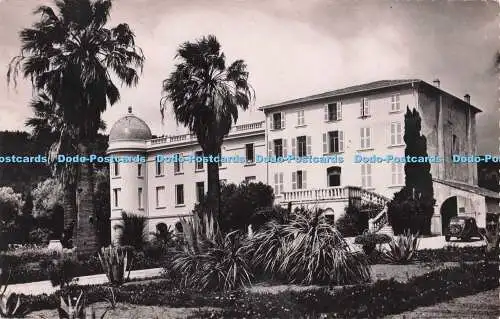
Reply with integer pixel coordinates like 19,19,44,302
0,0,499,318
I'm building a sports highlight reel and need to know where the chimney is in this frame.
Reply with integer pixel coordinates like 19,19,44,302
433,79,440,88
464,94,470,104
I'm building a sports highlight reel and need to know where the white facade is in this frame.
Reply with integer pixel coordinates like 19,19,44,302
107,79,498,237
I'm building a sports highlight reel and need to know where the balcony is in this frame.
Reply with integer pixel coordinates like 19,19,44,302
147,121,265,147
281,187,349,203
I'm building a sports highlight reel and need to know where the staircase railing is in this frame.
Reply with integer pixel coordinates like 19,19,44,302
368,206,389,233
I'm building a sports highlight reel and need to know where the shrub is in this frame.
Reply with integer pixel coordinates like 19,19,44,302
335,204,373,237
28,227,51,245
387,188,434,235
193,182,274,233
115,212,147,250
247,207,371,285
381,231,420,264
40,254,78,288
354,232,392,255
0,280,31,318
98,246,131,286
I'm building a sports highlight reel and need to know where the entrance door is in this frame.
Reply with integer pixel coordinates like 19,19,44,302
440,196,458,234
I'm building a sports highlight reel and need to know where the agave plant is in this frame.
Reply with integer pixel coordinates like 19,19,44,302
98,246,131,286
247,207,371,286
381,231,420,264
58,291,86,319
0,269,30,318
178,213,221,254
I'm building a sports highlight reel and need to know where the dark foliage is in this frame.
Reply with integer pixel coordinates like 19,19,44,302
193,182,275,233
116,212,147,250
39,255,77,288
335,204,371,237
354,233,392,255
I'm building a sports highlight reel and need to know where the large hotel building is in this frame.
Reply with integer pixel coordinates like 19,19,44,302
107,79,499,238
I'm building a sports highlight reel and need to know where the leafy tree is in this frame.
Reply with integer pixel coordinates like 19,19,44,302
161,35,254,220
32,178,64,218
193,181,274,233
8,0,144,255
0,187,25,249
388,107,435,235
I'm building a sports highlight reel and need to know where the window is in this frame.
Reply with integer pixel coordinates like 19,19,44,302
390,122,403,146
325,102,342,121
391,163,404,185
245,176,256,183
113,162,119,177
452,134,459,153
361,98,370,116
323,131,344,154
174,154,183,173
361,164,372,188
360,127,371,149
156,161,163,176
297,110,305,126
156,186,165,208
137,164,142,177
245,143,255,163
327,166,341,187
293,135,311,157
175,184,184,205
113,188,120,208
269,139,287,157
138,188,143,209
274,172,284,194
195,151,204,170
270,112,285,130
292,170,307,190
391,94,400,112
196,182,204,202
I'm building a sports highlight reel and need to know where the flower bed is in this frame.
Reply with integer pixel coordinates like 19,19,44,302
15,262,499,318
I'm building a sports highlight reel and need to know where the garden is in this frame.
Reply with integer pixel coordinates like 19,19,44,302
1,182,498,318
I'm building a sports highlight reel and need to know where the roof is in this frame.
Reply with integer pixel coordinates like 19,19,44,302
259,79,482,113
433,178,500,199
109,107,152,142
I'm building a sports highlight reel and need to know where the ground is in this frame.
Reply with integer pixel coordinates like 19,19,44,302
384,287,500,319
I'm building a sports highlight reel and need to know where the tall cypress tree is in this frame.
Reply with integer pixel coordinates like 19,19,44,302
388,107,435,235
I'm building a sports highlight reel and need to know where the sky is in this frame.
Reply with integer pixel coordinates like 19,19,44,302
0,0,498,154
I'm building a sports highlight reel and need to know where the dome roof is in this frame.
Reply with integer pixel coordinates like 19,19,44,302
109,107,152,141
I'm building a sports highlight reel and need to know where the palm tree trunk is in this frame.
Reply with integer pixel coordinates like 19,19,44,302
63,181,77,229
206,150,221,220
75,142,99,256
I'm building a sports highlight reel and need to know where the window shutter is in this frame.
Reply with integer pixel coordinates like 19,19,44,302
360,128,364,149
307,136,312,156
297,111,301,126
274,173,279,191
279,173,284,193
360,100,364,116
323,133,327,154
302,170,307,189
337,102,342,120
283,139,288,155
292,138,296,156
364,98,369,115
366,128,371,148
324,105,328,121
268,141,273,157
281,112,285,129
339,131,344,152
180,153,184,170
292,172,297,190
269,115,274,130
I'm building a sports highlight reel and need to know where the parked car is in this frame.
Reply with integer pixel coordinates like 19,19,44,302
445,216,482,242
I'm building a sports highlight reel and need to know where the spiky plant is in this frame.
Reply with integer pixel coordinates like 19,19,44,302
178,213,221,254
98,246,131,286
381,231,420,264
58,291,86,319
0,269,31,318
247,207,371,285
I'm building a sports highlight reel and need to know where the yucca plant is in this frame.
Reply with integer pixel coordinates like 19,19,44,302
0,269,30,318
172,230,252,291
178,213,221,254
98,246,131,286
58,291,85,319
381,231,420,264
247,207,371,285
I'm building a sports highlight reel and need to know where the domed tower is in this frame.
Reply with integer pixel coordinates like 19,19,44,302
107,107,152,243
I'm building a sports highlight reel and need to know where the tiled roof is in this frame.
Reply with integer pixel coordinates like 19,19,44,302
260,79,421,110
433,178,500,199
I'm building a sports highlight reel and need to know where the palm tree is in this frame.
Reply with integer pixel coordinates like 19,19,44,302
7,0,144,254
160,35,254,219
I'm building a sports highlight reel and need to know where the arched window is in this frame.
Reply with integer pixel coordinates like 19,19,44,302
175,221,183,233
327,166,341,187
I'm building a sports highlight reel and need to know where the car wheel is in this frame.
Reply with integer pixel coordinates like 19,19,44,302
445,236,450,242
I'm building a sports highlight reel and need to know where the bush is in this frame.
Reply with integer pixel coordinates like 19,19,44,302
193,182,275,233
39,254,78,288
387,187,434,235
28,227,51,245
247,207,371,286
335,204,375,237
380,231,420,264
115,212,147,250
354,232,392,255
